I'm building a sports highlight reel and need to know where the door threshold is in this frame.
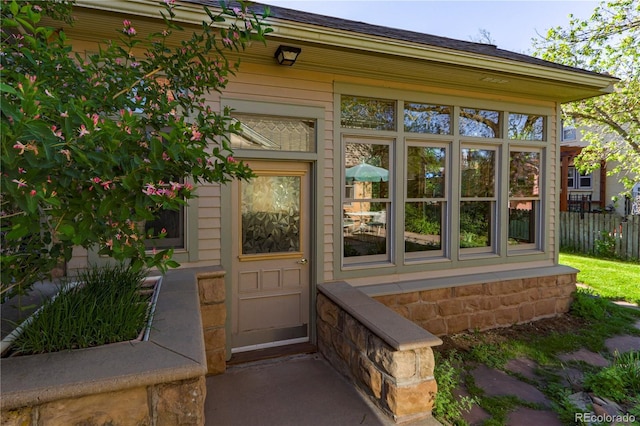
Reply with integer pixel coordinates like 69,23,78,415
228,342,317,366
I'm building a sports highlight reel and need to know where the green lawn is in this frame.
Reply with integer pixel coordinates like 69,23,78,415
560,253,640,304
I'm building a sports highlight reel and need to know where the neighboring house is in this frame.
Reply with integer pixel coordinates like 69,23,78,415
65,0,617,357
560,124,639,216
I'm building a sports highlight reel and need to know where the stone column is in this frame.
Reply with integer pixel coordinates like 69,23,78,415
197,270,227,375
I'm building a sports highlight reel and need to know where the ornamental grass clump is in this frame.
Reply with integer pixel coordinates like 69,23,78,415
10,264,150,356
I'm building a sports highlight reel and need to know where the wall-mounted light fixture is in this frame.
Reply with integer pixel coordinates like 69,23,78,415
274,45,301,66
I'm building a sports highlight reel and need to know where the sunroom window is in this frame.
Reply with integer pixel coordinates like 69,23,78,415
459,108,500,138
341,95,396,130
338,91,548,272
404,103,452,134
460,146,497,253
405,144,447,259
508,113,545,141
343,138,391,264
509,150,541,250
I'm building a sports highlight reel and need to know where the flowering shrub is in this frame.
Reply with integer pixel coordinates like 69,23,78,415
0,0,271,298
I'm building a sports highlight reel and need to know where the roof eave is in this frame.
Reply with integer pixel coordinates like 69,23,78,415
75,0,618,101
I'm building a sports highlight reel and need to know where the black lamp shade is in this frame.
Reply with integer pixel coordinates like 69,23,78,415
274,45,301,66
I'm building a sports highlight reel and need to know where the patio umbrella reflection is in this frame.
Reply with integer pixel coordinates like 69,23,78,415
345,162,389,182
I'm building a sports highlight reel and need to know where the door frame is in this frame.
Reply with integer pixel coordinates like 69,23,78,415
219,98,325,360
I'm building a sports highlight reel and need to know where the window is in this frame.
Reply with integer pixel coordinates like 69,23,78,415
230,113,316,152
562,127,577,141
509,150,541,249
405,144,447,259
404,103,452,134
144,208,185,250
567,166,592,189
343,138,391,264
341,95,396,130
508,113,544,141
338,91,548,270
460,147,497,252
459,108,500,138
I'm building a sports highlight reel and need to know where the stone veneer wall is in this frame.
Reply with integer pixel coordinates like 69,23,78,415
317,282,442,424
1,377,206,426
372,273,577,336
197,269,227,375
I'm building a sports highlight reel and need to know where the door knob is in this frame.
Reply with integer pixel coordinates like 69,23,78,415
297,258,308,265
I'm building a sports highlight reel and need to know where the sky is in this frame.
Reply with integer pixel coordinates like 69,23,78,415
259,0,600,54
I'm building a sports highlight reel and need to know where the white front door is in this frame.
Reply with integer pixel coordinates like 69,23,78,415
230,161,311,351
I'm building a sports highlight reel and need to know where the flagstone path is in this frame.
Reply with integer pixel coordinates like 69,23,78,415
456,318,640,425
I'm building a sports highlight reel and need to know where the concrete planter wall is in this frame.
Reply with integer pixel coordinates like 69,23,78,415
0,268,209,426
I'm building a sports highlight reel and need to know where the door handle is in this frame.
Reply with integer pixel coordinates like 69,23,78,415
297,258,308,265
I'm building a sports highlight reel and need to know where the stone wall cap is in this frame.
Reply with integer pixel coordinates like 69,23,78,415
358,265,579,297
318,282,442,350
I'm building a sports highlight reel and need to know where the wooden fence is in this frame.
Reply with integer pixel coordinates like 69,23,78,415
559,212,640,260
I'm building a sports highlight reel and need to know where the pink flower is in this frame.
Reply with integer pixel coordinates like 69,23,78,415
18,167,26,174
162,152,170,161
13,142,26,154
127,27,137,36
12,179,27,188
190,126,203,141
227,155,236,163
122,20,131,27
30,189,37,197
60,149,71,161
78,124,90,137
161,227,167,234
60,111,68,118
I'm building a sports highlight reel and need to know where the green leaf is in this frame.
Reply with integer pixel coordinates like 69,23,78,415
0,83,18,95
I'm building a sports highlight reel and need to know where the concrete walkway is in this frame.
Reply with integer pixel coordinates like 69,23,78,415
205,353,441,426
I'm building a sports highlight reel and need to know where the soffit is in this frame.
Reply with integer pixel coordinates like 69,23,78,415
60,1,617,103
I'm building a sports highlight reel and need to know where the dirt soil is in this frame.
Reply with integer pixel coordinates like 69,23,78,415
434,313,590,355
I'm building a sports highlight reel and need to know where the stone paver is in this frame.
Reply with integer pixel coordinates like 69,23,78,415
558,348,609,367
604,335,640,354
504,357,538,381
506,407,563,426
558,367,584,391
470,365,550,407
455,385,490,426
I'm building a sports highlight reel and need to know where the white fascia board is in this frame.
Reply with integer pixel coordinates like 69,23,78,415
77,0,617,93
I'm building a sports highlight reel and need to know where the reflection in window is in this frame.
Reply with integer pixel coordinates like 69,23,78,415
459,108,500,138
460,201,492,248
341,95,396,131
404,103,451,134
460,146,496,251
508,113,544,140
510,151,540,197
343,140,391,261
405,145,447,258
405,202,443,253
230,114,315,152
461,148,496,197
241,176,301,254
509,150,541,249
509,201,536,245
